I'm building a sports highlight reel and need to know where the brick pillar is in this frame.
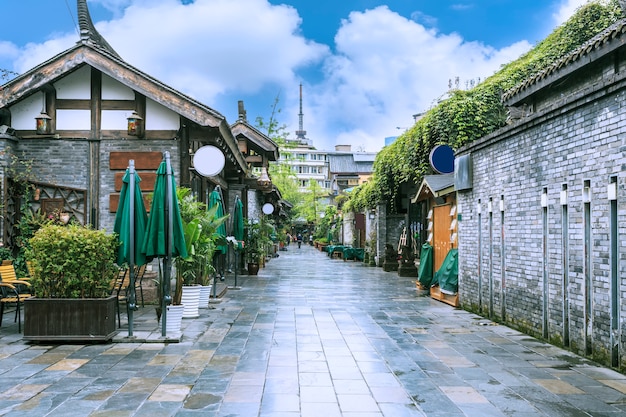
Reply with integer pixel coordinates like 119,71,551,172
375,203,387,267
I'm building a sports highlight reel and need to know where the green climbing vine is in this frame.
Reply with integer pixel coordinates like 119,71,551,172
349,0,623,213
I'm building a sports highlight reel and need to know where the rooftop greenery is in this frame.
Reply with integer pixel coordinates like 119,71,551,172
346,0,623,213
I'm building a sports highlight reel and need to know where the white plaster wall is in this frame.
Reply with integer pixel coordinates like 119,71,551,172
54,66,91,99
8,93,42,129
102,74,134,100
146,99,179,130
57,110,91,130
101,110,131,130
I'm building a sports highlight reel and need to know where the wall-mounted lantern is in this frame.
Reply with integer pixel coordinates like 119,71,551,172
35,111,52,135
127,111,144,137
368,209,376,219
35,90,53,135
257,166,271,187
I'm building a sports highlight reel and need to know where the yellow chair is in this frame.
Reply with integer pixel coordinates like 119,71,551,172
0,264,32,284
134,265,147,307
0,281,31,332
111,268,131,328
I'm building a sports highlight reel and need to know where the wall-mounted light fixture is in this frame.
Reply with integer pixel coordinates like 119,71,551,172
35,111,52,135
608,180,617,201
35,91,52,135
369,209,376,219
257,166,271,187
262,202,274,215
127,111,144,137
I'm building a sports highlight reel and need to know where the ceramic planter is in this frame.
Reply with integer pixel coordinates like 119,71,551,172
165,304,184,335
198,285,211,308
180,285,201,318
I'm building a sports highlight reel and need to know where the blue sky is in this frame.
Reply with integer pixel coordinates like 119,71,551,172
1,0,590,151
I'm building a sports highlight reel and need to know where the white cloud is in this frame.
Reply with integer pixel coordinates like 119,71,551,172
7,0,542,153
302,6,531,151
553,0,595,25
0,41,20,62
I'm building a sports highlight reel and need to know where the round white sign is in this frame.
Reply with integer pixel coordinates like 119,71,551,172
193,145,225,177
262,203,274,215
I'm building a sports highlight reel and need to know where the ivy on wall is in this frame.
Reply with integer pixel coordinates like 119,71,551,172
350,0,623,214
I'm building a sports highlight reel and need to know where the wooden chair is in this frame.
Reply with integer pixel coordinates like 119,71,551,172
134,265,147,308
110,268,131,328
0,281,32,332
0,264,32,284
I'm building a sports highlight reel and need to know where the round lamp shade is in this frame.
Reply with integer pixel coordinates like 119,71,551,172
262,203,274,215
193,145,225,177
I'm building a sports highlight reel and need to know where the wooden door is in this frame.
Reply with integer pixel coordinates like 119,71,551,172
433,204,452,271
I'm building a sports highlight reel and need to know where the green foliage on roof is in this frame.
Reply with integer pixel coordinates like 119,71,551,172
349,0,623,213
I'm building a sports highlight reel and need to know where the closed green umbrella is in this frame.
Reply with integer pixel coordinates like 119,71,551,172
141,152,187,337
232,196,244,241
208,188,227,254
208,187,227,295
142,161,187,260
113,160,147,336
231,196,244,288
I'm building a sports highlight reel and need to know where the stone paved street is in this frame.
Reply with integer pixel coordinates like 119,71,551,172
1,244,626,416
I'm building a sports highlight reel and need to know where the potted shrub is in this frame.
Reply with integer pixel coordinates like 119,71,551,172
244,218,271,275
174,188,227,315
24,224,120,341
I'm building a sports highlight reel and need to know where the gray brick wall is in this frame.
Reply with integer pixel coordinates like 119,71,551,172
99,140,180,233
457,73,626,368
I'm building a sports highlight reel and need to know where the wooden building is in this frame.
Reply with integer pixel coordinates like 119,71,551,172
0,0,278,248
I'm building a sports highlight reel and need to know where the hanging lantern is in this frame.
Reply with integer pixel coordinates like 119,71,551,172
257,166,271,187
127,111,144,137
35,111,52,135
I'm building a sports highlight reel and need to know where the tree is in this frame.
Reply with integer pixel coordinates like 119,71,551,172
256,93,305,223
1,69,18,86
302,179,328,224
255,93,290,146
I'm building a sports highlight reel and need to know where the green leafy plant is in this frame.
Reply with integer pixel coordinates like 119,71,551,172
244,217,273,264
173,188,228,305
346,0,623,213
27,224,119,298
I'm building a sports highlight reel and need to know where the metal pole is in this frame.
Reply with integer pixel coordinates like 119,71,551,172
128,160,137,337
234,250,238,287
162,151,174,337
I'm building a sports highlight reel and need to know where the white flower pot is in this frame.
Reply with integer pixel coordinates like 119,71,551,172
181,285,201,318
165,304,184,335
198,285,212,308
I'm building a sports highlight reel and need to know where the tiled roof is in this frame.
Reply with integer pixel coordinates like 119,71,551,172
328,154,374,174
502,19,626,103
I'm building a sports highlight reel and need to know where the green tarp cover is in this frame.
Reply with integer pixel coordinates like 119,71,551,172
343,247,364,261
418,243,433,287
433,248,458,294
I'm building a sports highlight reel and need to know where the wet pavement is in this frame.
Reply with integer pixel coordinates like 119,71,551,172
1,244,626,416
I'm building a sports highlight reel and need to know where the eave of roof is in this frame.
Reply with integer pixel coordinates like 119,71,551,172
231,121,279,161
0,43,247,172
411,173,455,203
503,19,626,105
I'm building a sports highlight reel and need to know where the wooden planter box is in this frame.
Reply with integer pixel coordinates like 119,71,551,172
24,296,117,342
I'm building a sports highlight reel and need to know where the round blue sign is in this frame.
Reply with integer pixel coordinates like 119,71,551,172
429,145,455,174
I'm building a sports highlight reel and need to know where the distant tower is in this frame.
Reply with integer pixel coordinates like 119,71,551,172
295,83,307,141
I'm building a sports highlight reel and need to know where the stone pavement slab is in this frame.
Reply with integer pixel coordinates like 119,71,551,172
0,245,625,416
